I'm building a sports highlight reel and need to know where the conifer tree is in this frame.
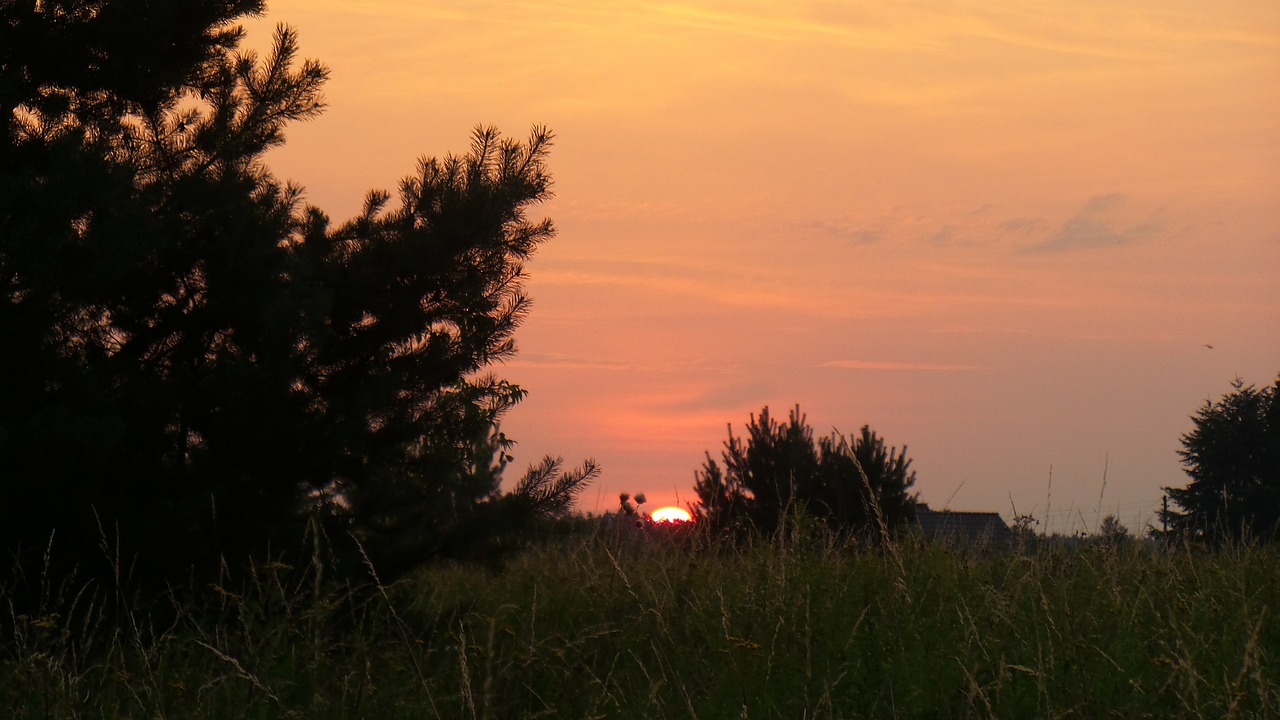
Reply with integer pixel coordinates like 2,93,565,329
1161,376,1280,543
1,1,592,586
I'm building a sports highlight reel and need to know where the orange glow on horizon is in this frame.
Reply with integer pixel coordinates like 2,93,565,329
650,506,694,524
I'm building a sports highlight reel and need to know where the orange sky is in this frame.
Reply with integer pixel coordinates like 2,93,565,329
247,1,1280,532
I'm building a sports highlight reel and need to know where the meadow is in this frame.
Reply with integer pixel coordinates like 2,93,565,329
4,522,1277,719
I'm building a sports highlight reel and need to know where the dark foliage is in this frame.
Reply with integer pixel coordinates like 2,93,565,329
692,406,917,539
1161,376,1280,544
1,1,592,589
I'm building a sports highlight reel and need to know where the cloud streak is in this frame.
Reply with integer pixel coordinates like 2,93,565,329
1029,194,1164,253
819,359,982,371
502,353,635,371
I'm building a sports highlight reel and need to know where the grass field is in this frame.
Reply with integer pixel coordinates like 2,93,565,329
4,523,1277,718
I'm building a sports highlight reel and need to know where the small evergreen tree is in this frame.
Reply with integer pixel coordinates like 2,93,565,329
692,406,917,538
1160,376,1280,544
1097,514,1131,545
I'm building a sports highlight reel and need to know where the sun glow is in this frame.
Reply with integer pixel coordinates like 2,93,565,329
650,506,693,523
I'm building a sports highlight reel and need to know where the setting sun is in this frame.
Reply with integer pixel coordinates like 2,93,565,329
650,506,693,524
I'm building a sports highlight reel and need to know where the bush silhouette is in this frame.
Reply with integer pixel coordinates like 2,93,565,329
693,406,917,539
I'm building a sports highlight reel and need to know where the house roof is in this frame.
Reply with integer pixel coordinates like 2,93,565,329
915,503,1012,545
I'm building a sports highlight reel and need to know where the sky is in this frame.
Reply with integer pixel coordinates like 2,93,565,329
245,1,1280,532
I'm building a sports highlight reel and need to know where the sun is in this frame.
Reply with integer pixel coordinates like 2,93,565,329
650,506,693,524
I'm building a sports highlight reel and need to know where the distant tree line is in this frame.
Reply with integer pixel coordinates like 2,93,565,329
1,1,592,590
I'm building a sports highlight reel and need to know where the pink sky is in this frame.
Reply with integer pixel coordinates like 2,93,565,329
248,1,1280,532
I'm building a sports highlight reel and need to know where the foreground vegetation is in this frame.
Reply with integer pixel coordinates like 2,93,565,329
4,525,1277,719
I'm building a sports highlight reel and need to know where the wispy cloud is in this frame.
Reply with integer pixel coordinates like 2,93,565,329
809,218,884,245
804,205,935,247
933,324,1030,336
502,353,635,371
819,359,981,371
1000,216,1046,235
1028,194,1164,253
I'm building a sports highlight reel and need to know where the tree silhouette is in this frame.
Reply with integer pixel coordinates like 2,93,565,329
1,2,592,586
1097,514,1131,545
1160,376,1280,544
692,406,917,538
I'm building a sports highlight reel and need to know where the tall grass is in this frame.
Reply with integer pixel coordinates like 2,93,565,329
4,525,1277,718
